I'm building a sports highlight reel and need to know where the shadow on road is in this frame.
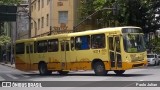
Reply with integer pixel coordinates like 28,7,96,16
23,73,153,78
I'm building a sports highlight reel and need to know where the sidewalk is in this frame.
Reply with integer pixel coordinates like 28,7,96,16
0,62,15,68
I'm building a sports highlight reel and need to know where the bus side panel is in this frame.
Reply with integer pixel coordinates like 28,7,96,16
47,52,62,70
15,55,29,71
30,53,38,71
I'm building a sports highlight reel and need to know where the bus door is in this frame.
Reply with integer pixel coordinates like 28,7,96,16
26,43,33,70
60,40,70,70
108,35,122,69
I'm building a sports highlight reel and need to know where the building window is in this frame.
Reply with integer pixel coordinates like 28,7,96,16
31,22,33,29
41,17,44,28
47,0,50,5
58,11,68,24
34,3,36,10
38,19,40,30
34,21,37,30
42,0,44,8
31,5,33,12
38,0,40,10
46,14,49,26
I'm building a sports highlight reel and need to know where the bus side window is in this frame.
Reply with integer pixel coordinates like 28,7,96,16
115,37,120,52
61,41,69,51
34,42,37,53
75,36,90,50
30,45,33,53
48,39,58,52
109,37,113,50
91,34,105,49
71,37,75,51
37,40,47,53
26,45,29,53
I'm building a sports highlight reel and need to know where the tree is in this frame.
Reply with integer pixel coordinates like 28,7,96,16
0,0,21,62
78,0,153,33
0,0,21,5
0,35,11,46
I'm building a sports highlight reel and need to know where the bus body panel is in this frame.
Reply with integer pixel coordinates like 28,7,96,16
14,26,147,73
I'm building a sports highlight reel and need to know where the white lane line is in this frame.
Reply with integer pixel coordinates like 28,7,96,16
0,76,5,81
6,74,18,79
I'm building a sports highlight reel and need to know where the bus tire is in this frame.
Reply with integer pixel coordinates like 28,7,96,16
114,70,125,75
93,62,107,76
58,71,69,75
38,63,48,75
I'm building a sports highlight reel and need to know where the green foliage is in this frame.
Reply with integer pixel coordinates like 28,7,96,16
0,35,11,46
149,37,160,53
78,0,159,34
0,0,21,5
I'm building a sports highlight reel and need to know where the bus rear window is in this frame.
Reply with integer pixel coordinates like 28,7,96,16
16,43,25,54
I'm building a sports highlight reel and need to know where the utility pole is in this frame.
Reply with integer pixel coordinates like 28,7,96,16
49,0,53,35
28,0,31,38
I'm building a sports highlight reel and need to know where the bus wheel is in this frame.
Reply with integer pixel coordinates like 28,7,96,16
39,63,48,75
93,62,107,76
114,70,125,75
57,71,69,75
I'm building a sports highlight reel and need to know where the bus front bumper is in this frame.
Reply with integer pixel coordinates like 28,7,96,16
122,60,148,70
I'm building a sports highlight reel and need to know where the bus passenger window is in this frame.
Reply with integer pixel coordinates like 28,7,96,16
34,42,37,53
115,37,120,52
91,34,105,49
48,39,58,52
61,41,69,51
71,37,74,51
26,45,29,53
109,37,113,50
75,36,90,50
37,40,47,53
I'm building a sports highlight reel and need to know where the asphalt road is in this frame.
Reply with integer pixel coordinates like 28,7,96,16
0,64,160,90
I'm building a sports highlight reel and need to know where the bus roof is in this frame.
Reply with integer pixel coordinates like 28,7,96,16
16,26,141,42
16,38,36,43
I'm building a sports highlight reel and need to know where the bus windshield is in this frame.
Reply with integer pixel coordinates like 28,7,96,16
123,34,146,53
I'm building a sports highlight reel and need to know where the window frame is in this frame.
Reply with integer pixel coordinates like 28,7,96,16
75,35,90,50
91,34,106,49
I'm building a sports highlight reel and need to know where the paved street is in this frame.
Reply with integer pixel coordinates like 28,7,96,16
0,64,160,90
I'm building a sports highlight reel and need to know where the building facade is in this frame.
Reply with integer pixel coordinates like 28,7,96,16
0,0,29,62
30,0,80,37
16,0,29,39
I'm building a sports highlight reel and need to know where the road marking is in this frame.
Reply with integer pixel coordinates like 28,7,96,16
20,74,30,78
6,74,18,79
0,76,5,81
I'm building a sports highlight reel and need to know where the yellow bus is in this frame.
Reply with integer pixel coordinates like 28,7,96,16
15,26,147,76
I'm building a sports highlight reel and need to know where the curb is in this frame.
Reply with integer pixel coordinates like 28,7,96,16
0,63,15,69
